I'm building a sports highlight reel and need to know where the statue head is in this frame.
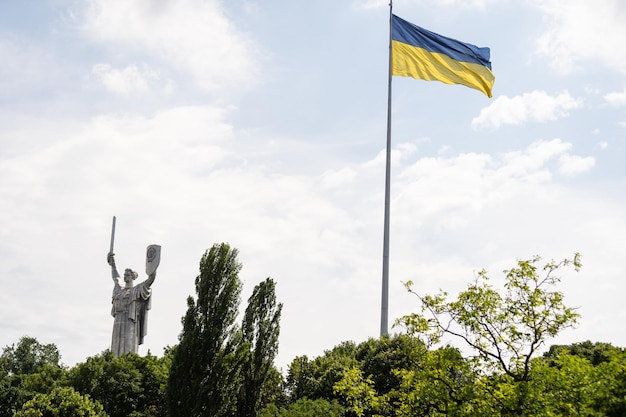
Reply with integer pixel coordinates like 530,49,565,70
123,268,139,284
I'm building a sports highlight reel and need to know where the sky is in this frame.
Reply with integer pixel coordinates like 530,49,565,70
1,0,625,372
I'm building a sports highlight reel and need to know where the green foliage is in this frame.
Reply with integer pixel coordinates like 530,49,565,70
332,340,481,417
15,386,107,417
238,278,283,417
392,346,483,417
333,367,377,416
167,243,244,417
543,340,625,366
398,255,581,382
258,366,288,411
285,342,358,403
330,255,606,416
0,336,66,416
540,342,626,416
2,336,61,376
167,243,283,417
531,353,601,416
284,356,314,400
260,398,344,417
0,359,18,417
354,334,427,395
593,352,626,417
66,351,169,417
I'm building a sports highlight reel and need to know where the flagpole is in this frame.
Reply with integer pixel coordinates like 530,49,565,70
380,0,393,337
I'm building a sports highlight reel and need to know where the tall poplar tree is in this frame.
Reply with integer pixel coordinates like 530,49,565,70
238,278,283,417
167,243,243,417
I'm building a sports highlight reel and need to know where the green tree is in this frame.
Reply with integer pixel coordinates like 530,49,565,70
354,335,427,395
258,366,288,413
0,353,18,417
333,367,378,417
394,347,483,417
541,341,626,416
397,254,582,415
333,340,480,417
260,398,344,417
531,352,601,416
543,340,625,366
166,243,244,417
0,336,65,417
238,278,283,417
15,386,107,417
283,355,315,401
593,352,626,417
285,342,358,403
66,351,169,417
2,336,61,376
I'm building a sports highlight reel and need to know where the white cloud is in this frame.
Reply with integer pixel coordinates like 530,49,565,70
558,154,595,175
390,138,593,231
320,168,357,189
431,0,500,6
500,139,572,178
79,0,260,93
354,0,500,9
604,87,626,106
472,90,583,129
353,0,388,9
533,0,626,74
0,38,27,80
0,37,56,93
92,63,159,94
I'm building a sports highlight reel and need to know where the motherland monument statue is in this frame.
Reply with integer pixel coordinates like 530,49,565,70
107,216,161,357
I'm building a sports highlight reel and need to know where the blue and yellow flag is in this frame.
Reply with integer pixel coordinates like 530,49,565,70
392,15,494,97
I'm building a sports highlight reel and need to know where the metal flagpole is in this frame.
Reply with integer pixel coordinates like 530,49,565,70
380,0,393,337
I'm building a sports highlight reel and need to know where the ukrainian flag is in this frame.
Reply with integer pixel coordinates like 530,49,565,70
392,15,495,98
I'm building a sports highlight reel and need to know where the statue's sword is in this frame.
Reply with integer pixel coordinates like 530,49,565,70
109,216,116,254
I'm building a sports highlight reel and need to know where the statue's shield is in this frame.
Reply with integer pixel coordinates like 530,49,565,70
145,244,161,275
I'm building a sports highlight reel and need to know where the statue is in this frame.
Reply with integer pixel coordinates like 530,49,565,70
106,216,161,357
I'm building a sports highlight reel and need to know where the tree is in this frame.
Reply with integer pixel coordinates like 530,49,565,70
397,254,582,414
285,342,358,403
543,340,625,366
332,367,378,417
238,278,283,417
15,386,107,417
166,243,244,417
260,398,344,417
333,338,480,417
0,336,65,417
2,336,61,376
592,352,626,417
66,350,169,417
257,366,288,414
354,335,427,395
528,352,601,416
539,341,626,416
0,355,17,417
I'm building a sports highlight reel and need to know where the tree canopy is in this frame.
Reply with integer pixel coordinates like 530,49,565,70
167,243,283,417
15,386,107,417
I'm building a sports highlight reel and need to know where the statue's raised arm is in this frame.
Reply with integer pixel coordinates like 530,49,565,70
107,252,120,281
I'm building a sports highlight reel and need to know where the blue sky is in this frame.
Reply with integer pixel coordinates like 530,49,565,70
1,0,625,371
